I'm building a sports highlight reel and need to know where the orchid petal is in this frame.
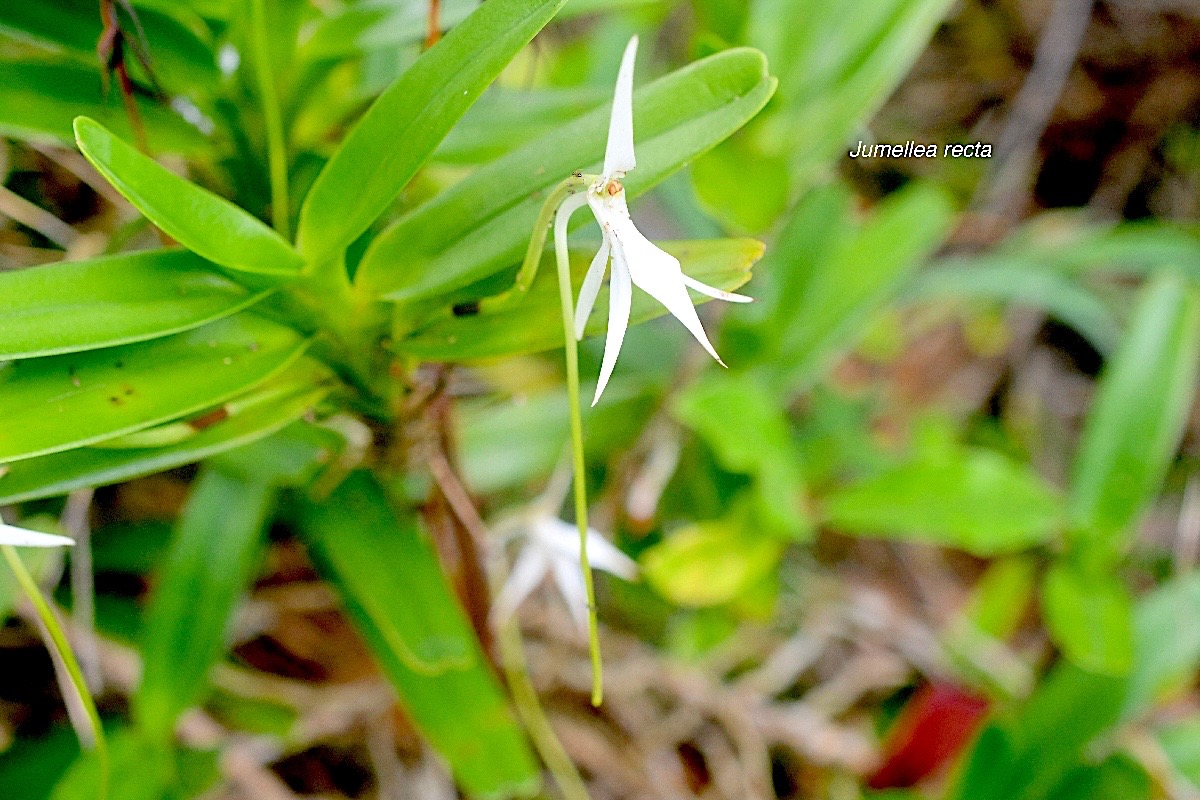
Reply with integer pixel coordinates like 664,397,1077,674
603,36,638,178
681,274,753,303
490,546,549,628
593,240,632,406
575,237,611,340
584,532,639,580
611,216,726,366
0,523,73,548
550,556,590,632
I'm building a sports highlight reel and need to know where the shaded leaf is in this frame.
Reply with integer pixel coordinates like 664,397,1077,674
136,469,273,742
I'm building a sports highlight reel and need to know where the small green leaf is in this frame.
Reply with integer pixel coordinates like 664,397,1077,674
1122,574,1200,718
50,728,218,800
0,61,206,154
824,440,1063,556
1069,271,1200,556
641,515,784,608
296,0,568,265
74,117,305,276
298,473,539,799
357,47,776,302
136,469,273,742
0,314,308,463
674,372,810,539
401,239,761,360
0,249,270,360
1042,562,1134,676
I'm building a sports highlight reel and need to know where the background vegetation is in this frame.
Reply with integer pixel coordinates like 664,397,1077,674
2,0,1200,798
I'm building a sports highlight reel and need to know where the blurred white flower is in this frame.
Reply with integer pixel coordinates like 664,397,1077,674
491,471,637,631
557,36,752,406
0,522,73,548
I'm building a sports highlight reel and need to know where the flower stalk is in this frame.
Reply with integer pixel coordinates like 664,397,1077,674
2,545,109,799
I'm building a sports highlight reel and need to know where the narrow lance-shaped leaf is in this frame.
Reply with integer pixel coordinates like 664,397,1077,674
296,0,568,265
778,182,953,390
0,313,309,463
297,473,540,799
1068,270,1200,557
74,117,306,276
136,469,274,742
356,47,777,303
0,360,332,505
0,249,270,360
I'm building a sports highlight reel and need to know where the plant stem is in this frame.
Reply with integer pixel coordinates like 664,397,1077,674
250,0,290,239
499,621,591,800
550,191,604,706
2,546,108,799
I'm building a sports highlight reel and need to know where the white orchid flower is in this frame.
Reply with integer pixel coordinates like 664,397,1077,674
556,36,752,406
0,522,73,548
491,471,637,632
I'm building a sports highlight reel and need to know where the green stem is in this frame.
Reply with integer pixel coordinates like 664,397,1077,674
550,199,604,706
2,546,108,799
250,0,290,240
499,622,591,800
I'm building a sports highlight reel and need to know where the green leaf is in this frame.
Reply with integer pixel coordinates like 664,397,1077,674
1068,271,1200,556
673,372,810,539
136,469,273,742
824,439,1064,556
776,182,953,389
901,264,1121,355
74,117,305,276
0,367,330,504
297,472,539,799
50,728,218,800
1122,574,1200,718
401,239,761,360
1041,756,1150,800
356,47,777,302
641,514,784,608
435,87,608,164
0,249,270,360
0,314,309,463
986,665,1125,800
1042,562,1134,676
0,61,206,154
295,0,568,265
